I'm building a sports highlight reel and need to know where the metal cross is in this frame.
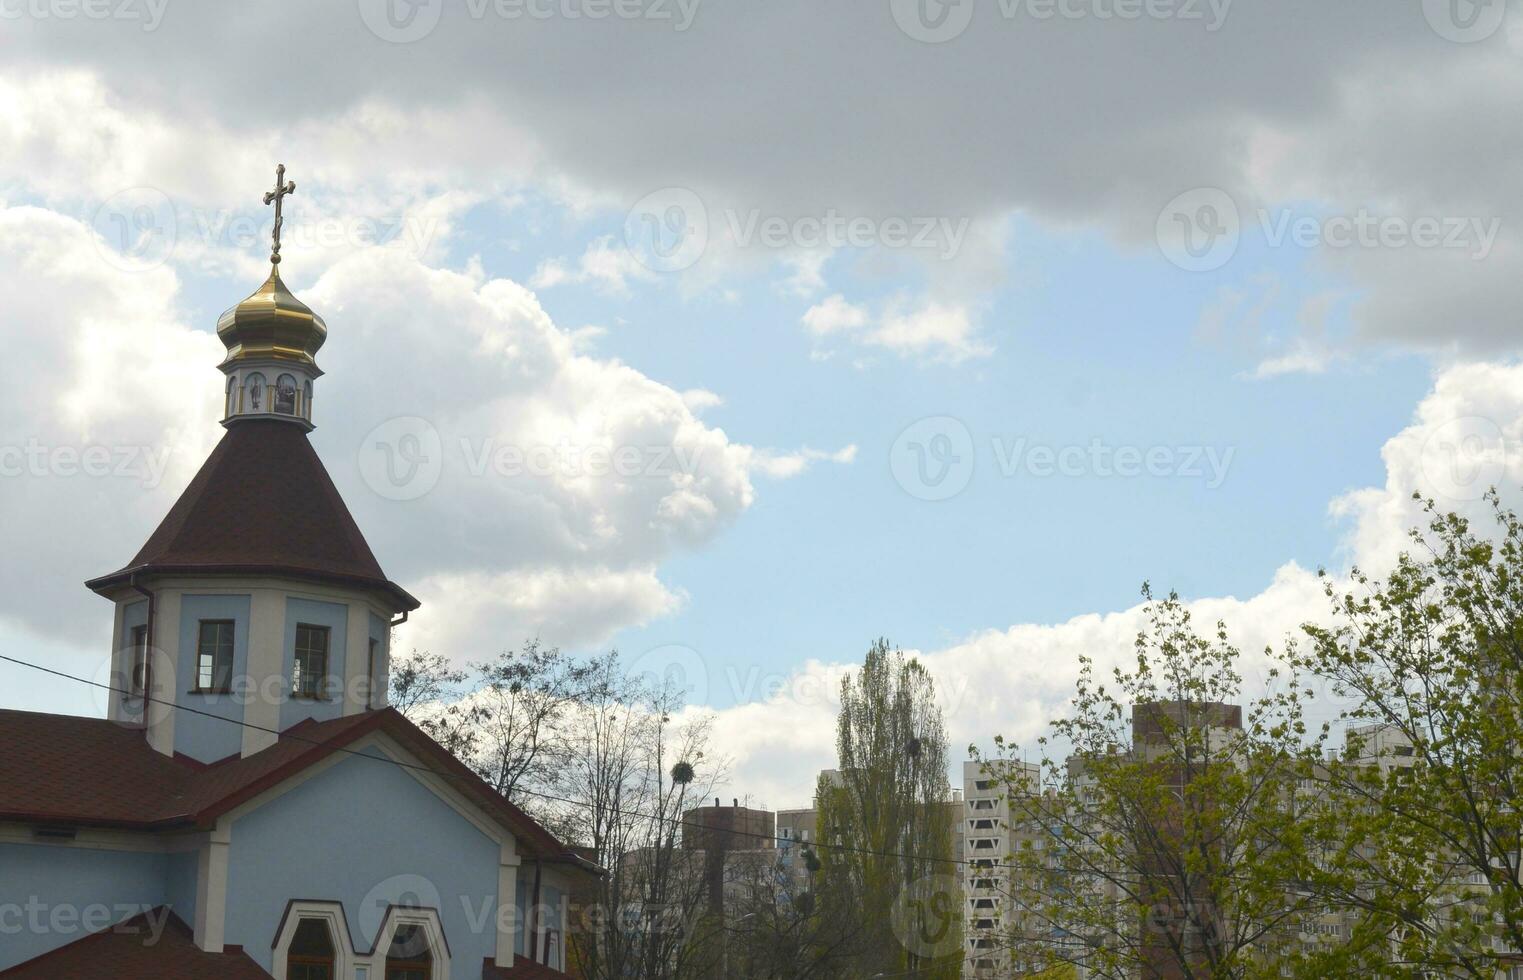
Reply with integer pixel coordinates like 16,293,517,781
262,164,296,265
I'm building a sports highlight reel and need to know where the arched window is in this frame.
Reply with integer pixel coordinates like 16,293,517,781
275,373,298,414
287,918,336,980
225,376,236,416
303,380,314,418
247,373,267,412
385,925,433,980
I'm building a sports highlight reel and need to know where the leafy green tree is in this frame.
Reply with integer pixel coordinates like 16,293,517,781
815,639,962,979
1295,493,1523,977
988,590,1380,979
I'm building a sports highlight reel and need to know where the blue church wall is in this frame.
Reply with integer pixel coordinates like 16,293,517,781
224,747,500,973
0,842,170,971
164,848,198,931
175,594,252,762
279,597,348,729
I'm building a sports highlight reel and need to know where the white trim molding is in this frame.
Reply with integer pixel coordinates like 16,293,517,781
193,817,231,952
365,905,451,980
270,901,355,980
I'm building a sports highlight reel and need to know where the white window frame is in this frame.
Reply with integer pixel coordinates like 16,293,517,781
271,902,354,980
367,905,451,980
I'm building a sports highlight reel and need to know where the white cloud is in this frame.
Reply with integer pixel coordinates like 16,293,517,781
802,294,991,363
700,360,1523,806
746,445,859,481
531,236,651,296
0,205,222,645
0,198,852,669
802,294,869,336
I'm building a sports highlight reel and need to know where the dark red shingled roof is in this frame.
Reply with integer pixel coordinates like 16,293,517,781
0,707,583,865
85,419,418,611
483,955,575,979
0,909,272,979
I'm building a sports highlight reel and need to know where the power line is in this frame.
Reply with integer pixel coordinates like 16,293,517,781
0,653,989,872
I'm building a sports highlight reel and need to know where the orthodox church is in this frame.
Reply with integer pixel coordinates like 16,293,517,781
0,170,593,978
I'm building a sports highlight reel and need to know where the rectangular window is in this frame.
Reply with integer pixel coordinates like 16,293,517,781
196,620,234,692
293,624,331,698
129,624,148,696
367,637,380,709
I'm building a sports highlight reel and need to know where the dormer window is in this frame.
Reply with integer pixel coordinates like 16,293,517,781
386,925,433,980
292,624,330,698
287,918,336,980
276,373,297,414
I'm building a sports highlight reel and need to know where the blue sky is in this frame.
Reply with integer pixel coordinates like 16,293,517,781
1,0,1520,803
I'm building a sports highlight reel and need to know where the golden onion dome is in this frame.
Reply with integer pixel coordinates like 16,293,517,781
216,265,328,372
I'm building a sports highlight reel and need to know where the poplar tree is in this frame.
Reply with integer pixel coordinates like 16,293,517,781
815,639,962,979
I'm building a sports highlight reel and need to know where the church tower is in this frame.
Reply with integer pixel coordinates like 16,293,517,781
85,166,420,763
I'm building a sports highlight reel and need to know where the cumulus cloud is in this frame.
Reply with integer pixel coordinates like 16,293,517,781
531,236,652,296
746,445,859,480
5,1,1518,357
0,200,848,665
700,360,1523,806
0,205,222,644
802,293,991,363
